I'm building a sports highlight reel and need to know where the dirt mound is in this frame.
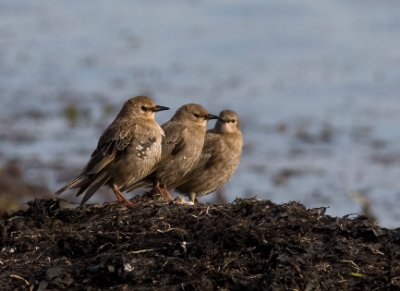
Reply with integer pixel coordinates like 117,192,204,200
1,198,399,290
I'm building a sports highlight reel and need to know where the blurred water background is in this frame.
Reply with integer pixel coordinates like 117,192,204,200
1,0,400,227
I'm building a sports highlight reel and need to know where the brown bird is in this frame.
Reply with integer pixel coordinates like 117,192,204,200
175,109,243,203
55,96,169,206
123,103,220,200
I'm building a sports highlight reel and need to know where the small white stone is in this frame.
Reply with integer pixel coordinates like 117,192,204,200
124,263,133,272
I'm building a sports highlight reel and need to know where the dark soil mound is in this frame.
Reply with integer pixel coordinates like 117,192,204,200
1,198,399,290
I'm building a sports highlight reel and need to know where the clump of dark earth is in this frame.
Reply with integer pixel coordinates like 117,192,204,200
1,198,399,290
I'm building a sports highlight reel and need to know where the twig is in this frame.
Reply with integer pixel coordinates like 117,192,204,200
339,259,359,270
10,274,30,286
128,248,155,255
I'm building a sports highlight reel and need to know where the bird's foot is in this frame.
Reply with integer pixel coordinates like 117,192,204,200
112,185,135,207
173,195,194,205
153,184,174,202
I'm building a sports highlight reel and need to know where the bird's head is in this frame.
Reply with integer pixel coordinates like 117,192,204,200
214,109,240,133
121,96,169,120
171,103,220,126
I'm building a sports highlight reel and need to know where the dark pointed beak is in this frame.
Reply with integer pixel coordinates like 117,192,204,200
153,105,170,112
206,113,222,121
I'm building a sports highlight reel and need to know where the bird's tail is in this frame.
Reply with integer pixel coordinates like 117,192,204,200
79,173,110,205
121,179,152,192
55,176,86,195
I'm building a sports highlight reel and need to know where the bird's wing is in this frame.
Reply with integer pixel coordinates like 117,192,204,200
55,120,137,196
160,122,187,162
195,133,223,171
172,133,222,187
85,121,137,175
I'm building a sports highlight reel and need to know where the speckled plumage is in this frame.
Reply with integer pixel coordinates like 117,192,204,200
55,96,169,206
175,110,243,202
124,103,219,200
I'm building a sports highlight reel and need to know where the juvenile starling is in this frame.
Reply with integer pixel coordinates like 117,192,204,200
123,103,220,200
175,109,243,202
55,96,169,206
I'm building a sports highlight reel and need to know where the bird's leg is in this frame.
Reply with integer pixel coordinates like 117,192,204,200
153,181,162,195
152,181,173,202
112,184,134,207
152,181,164,198
152,181,168,201
160,186,174,202
153,181,165,199
189,192,197,203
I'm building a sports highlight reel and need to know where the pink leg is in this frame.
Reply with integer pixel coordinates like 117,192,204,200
112,184,134,207
153,182,173,202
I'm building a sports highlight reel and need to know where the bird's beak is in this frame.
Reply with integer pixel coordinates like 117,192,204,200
206,113,222,121
153,105,170,112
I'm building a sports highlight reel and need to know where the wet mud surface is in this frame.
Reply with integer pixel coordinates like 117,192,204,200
1,198,399,290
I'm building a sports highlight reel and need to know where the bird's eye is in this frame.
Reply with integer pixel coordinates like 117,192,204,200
230,119,236,123
194,113,200,118
141,106,148,111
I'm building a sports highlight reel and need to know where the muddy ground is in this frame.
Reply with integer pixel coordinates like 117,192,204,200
0,198,399,290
